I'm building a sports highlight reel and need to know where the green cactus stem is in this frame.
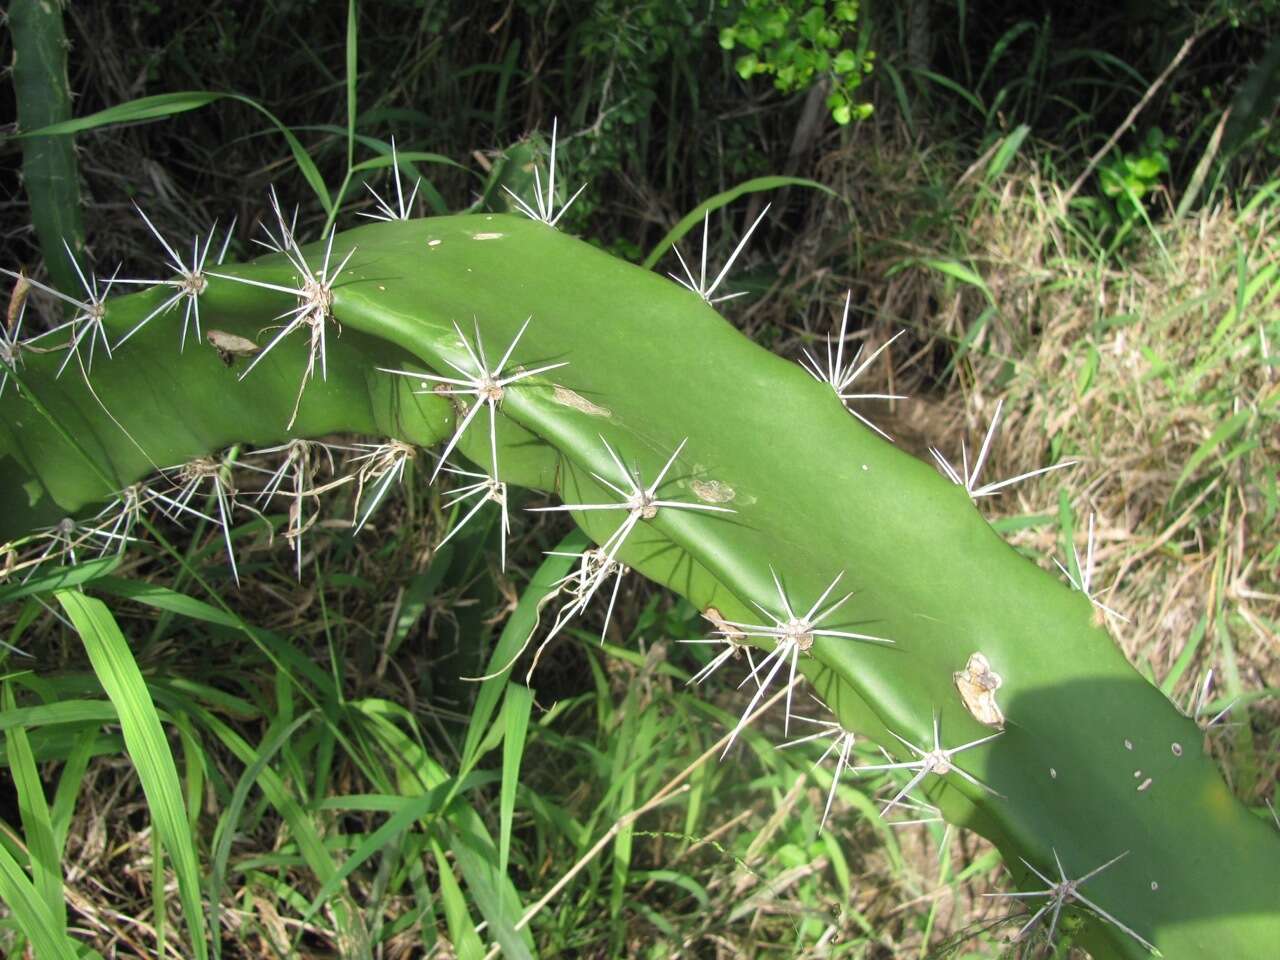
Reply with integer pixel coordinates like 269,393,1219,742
2,214,1277,959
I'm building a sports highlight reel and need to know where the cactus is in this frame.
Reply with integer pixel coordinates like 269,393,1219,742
2,206,1278,960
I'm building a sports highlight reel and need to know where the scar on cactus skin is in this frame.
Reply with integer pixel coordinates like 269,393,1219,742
953,652,1005,728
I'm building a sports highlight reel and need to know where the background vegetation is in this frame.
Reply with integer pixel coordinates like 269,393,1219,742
1,0,1276,956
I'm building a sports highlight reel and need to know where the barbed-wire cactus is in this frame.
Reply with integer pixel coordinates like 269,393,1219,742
2,194,1277,959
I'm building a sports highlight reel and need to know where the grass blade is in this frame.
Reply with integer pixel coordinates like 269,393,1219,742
302,791,444,921
460,530,588,771
1174,409,1251,492
50,729,96,856
345,0,358,174
55,591,208,960
20,92,331,215
0,842,77,960
642,176,838,269
985,124,1031,182
2,683,65,935
0,557,120,607
209,711,314,960
920,258,996,306
430,837,485,960
499,682,533,875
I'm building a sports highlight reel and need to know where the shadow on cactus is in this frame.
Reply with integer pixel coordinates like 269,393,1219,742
1,172,1278,957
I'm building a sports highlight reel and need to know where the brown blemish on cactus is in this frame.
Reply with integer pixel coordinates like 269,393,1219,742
691,479,736,504
472,232,504,240
552,385,610,417
953,652,1004,728
207,329,260,367
702,606,745,641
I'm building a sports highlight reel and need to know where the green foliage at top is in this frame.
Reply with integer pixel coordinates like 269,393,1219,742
1097,127,1178,235
719,0,874,124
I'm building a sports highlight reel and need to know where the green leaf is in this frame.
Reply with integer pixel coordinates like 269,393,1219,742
50,729,95,855
91,577,240,628
302,790,445,922
209,712,314,960
55,592,208,960
985,124,1031,183
1161,615,1209,698
447,820,533,960
345,0,358,172
920,258,995,305
348,148,466,176
0,698,118,735
1076,343,1100,397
